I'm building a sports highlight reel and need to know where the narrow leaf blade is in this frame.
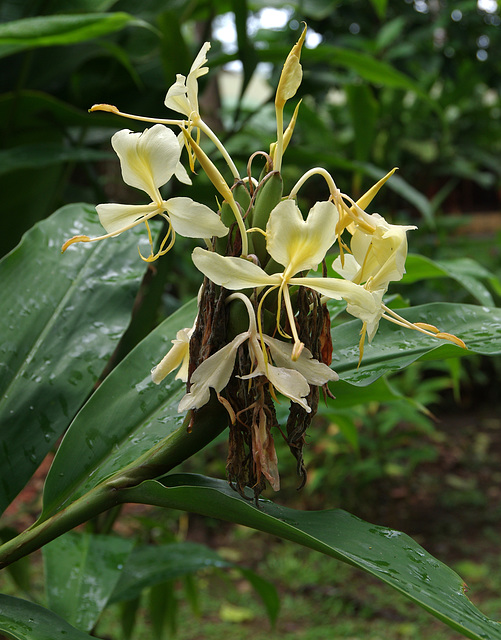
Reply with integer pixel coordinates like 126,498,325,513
0,594,100,640
332,302,501,385
0,204,152,514
43,532,134,632
123,474,501,640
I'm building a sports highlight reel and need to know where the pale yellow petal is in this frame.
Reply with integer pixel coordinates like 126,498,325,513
264,336,338,385
164,74,191,115
151,328,192,384
178,334,246,412
112,125,180,201
290,276,378,313
96,203,159,235
266,200,338,274
166,197,228,238
192,247,278,290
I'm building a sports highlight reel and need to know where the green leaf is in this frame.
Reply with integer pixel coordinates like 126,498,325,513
119,596,141,640
110,542,231,603
239,567,280,627
403,254,501,306
110,541,279,626
43,531,134,632
148,580,177,639
369,0,388,19
0,594,101,640
0,90,126,130
122,474,501,640
332,302,501,386
41,299,226,519
0,204,152,515
326,377,402,409
0,13,147,59
0,143,112,176
346,84,379,165
309,45,429,96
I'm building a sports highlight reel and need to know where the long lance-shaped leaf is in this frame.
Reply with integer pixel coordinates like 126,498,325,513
0,594,100,640
41,298,501,517
332,302,501,385
43,532,135,633
0,204,154,515
122,474,501,640
0,13,148,59
402,254,501,306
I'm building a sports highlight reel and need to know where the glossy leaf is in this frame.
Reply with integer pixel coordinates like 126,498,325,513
0,13,145,59
43,532,134,632
0,594,100,640
332,302,501,385
346,83,378,165
41,299,228,519
0,204,153,515
403,255,501,306
123,474,501,640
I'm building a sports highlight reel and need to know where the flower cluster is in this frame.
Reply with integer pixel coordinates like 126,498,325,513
63,27,465,496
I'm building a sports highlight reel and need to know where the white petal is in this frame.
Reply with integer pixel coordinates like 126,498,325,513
166,197,228,238
151,328,192,384
178,334,246,412
164,74,191,115
264,336,338,385
266,365,311,412
240,335,311,412
175,161,192,185
266,200,338,274
290,276,378,313
96,202,159,235
192,247,279,290
332,253,361,282
346,289,385,341
190,42,211,75
111,125,180,201
187,42,210,110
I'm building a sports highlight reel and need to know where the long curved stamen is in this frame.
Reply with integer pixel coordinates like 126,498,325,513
288,166,338,201
61,207,161,253
89,103,185,128
138,215,175,262
381,304,466,348
257,287,280,371
282,283,304,360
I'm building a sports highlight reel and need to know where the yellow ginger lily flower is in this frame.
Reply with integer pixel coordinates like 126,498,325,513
62,124,228,260
333,212,465,358
164,42,210,117
177,294,338,415
334,214,416,293
192,199,378,359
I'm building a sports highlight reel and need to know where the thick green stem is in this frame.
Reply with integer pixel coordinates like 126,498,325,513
0,484,117,569
0,402,228,569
